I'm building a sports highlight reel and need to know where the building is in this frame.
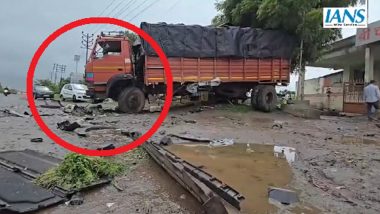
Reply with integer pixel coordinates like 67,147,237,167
308,20,380,113
304,71,343,111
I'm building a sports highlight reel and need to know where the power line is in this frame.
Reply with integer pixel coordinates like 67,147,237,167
120,0,150,20
98,0,150,34
129,0,161,22
98,0,118,16
114,0,137,18
165,0,181,14
87,0,118,32
92,0,127,34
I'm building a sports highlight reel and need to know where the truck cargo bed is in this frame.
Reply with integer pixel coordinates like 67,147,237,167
144,56,290,84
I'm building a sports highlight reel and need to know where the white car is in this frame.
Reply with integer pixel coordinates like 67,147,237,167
60,84,90,102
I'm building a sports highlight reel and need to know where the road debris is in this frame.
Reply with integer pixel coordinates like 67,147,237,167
57,120,81,132
159,136,173,146
97,143,116,151
268,187,298,205
69,193,84,206
0,109,27,118
169,133,211,142
35,153,124,190
106,202,115,208
149,105,162,113
209,138,234,147
30,138,43,143
184,119,197,124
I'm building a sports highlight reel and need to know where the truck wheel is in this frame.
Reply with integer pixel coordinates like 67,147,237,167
251,85,264,110
118,87,145,113
256,85,277,112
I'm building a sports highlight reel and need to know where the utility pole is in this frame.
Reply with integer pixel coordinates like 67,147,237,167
53,64,66,84
74,55,80,73
81,32,94,63
51,63,56,81
297,39,304,100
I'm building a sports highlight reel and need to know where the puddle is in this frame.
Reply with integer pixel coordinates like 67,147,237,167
167,143,294,213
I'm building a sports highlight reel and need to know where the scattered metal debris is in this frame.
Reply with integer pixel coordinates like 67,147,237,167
120,130,141,140
159,136,173,146
169,133,210,143
30,138,43,143
97,144,116,151
68,193,84,206
143,142,244,213
272,120,287,129
149,105,162,113
209,138,234,147
0,109,26,118
184,119,197,124
268,187,298,205
57,120,81,132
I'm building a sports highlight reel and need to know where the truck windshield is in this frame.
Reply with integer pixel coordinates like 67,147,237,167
94,41,121,58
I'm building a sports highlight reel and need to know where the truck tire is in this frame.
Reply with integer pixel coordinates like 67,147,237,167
118,87,145,113
251,85,264,110
256,85,277,112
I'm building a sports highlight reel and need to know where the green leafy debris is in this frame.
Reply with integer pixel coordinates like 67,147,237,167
35,153,124,190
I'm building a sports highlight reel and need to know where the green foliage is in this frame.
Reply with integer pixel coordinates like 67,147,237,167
213,0,360,70
124,31,138,44
36,153,124,190
35,78,70,94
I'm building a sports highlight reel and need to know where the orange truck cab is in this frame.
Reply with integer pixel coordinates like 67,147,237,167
85,25,294,114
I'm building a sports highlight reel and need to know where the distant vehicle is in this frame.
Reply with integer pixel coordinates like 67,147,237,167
60,83,90,102
33,85,54,100
3,87,10,96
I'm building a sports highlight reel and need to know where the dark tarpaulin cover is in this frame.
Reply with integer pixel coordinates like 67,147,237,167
140,22,296,59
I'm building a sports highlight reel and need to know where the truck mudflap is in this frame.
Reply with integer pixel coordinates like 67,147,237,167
142,142,244,213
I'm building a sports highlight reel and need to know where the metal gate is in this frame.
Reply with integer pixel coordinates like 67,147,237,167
343,82,366,114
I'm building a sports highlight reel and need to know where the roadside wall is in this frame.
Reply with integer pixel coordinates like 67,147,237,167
304,72,343,111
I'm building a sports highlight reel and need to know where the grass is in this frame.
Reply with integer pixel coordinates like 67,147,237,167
220,104,252,113
35,153,125,190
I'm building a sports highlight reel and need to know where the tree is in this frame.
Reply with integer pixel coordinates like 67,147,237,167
213,0,360,99
124,31,138,44
35,78,70,94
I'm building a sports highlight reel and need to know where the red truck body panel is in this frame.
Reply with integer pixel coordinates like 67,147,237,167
144,56,290,84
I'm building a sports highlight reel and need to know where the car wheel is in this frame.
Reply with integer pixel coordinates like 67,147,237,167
34,94,38,100
73,95,77,102
60,94,65,101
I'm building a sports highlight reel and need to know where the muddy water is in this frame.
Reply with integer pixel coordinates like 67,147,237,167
167,144,293,214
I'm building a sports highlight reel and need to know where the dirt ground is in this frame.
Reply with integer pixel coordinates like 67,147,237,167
1,93,380,214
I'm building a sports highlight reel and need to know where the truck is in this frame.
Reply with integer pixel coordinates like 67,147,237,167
85,23,295,113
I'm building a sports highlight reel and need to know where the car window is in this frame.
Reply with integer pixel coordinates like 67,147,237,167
67,85,72,90
72,84,87,90
35,86,50,91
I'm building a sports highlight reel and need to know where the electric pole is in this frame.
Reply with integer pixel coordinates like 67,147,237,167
74,55,80,73
81,32,94,63
52,64,66,84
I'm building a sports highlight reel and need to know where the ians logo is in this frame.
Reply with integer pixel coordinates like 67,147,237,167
323,7,368,28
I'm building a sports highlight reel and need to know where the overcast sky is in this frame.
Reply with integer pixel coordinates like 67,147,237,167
0,0,379,90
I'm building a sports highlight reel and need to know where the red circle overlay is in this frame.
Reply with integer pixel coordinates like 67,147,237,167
26,17,173,156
